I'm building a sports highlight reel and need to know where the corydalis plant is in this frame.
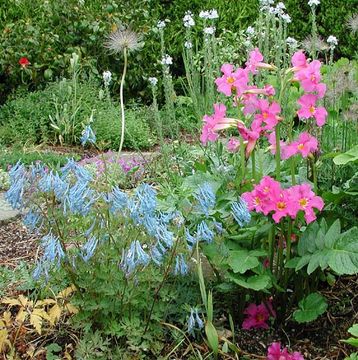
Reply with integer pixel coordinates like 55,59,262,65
105,26,142,157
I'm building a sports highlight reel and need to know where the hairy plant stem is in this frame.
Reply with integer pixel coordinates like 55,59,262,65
117,47,128,162
268,224,275,272
275,123,281,180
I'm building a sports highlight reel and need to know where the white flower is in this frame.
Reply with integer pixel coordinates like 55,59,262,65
327,35,338,48
161,54,173,65
286,37,298,48
281,13,291,23
308,0,320,7
148,77,158,86
157,20,166,29
203,26,215,35
184,41,193,49
259,0,274,11
246,26,255,36
183,11,195,27
208,9,219,19
276,2,286,11
199,10,210,19
102,71,112,86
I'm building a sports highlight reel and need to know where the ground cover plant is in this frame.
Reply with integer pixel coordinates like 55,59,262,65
0,0,357,359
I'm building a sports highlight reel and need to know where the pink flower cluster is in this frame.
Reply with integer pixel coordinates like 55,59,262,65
242,176,324,224
292,51,327,127
267,342,304,360
242,301,276,330
200,48,327,161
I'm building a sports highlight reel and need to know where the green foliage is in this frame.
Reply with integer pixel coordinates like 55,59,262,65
342,324,358,348
293,292,328,323
290,219,358,275
334,146,358,165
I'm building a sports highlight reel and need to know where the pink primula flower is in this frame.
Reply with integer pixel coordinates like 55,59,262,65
268,188,299,223
290,183,324,224
255,99,281,130
200,103,226,144
291,51,307,71
215,64,248,96
242,303,270,330
283,132,318,159
296,60,321,91
237,118,263,157
267,342,304,360
227,137,240,152
245,48,274,74
297,94,328,126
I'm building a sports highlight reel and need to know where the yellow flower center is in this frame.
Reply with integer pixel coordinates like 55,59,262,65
254,197,261,205
297,143,304,150
309,106,315,114
227,76,235,84
310,75,316,81
263,186,270,193
263,112,269,119
277,201,286,211
299,198,308,208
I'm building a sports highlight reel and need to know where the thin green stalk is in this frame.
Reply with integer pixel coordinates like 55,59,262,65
252,149,256,181
117,47,128,160
275,123,281,180
268,224,275,272
239,137,246,184
284,218,292,286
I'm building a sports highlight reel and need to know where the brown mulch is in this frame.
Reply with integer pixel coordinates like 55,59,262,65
0,219,38,268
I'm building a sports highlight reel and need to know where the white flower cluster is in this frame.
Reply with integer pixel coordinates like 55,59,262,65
183,11,195,27
148,77,158,86
286,37,298,49
260,1,291,23
102,71,112,87
246,26,255,36
327,35,338,48
199,9,219,20
161,54,173,66
308,0,320,7
184,41,193,49
203,26,216,35
259,0,274,11
157,19,170,29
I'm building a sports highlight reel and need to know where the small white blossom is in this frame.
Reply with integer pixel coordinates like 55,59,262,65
208,9,219,19
102,71,112,86
199,10,210,19
308,0,320,7
246,26,255,36
157,20,166,29
161,54,173,66
259,0,274,11
281,13,292,23
148,77,158,86
203,26,215,35
286,37,298,48
183,11,195,27
276,2,286,11
327,35,338,48
184,41,193,49
268,6,276,14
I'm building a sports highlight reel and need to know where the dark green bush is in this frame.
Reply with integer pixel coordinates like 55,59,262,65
1,0,356,103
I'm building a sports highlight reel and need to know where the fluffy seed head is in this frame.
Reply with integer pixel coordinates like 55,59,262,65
346,13,358,34
105,27,141,53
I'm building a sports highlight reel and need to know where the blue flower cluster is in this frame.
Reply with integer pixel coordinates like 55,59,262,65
6,161,26,209
187,308,204,335
81,125,96,146
120,240,150,276
194,182,216,217
231,198,251,227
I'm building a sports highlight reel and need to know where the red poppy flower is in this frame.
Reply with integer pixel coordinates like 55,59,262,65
19,57,30,68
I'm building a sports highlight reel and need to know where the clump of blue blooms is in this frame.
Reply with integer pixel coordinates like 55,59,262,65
23,210,42,232
196,221,214,244
81,125,96,146
5,161,26,209
174,254,188,275
120,240,151,276
80,236,98,262
187,308,204,335
194,182,216,217
231,198,251,227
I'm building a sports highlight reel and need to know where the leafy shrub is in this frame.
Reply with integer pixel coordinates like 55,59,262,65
0,79,156,150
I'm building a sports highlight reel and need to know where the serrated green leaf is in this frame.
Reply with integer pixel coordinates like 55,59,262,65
298,222,319,256
228,273,272,291
293,293,328,323
324,219,341,248
227,250,260,274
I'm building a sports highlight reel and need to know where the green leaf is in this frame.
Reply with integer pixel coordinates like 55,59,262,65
324,219,341,248
333,145,358,165
342,338,358,347
348,324,358,338
293,293,328,323
228,273,272,291
205,321,219,355
344,352,358,360
227,250,261,274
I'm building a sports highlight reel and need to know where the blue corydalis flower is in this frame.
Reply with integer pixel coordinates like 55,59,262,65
174,254,188,276
185,228,198,251
194,182,216,217
64,179,96,215
81,125,96,146
80,236,98,262
196,221,214,244
107,186,128,213
231,198,251,227
61,159,92,183
6,176,25,209
23,210,42,232
41,233,65,267
120,240,150,276
188,308,204,335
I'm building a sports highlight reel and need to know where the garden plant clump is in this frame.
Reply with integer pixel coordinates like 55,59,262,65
0,0,357,359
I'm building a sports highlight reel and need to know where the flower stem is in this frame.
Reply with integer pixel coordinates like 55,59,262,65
275,123,281,180
117,47,128,161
